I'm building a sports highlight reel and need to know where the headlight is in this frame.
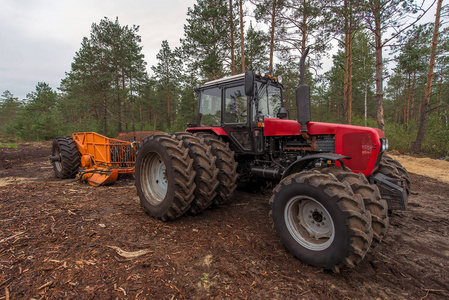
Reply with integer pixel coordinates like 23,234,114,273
380,138,389,151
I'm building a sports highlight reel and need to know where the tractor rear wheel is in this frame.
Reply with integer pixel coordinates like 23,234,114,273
270,170,372,272
194,133,238,206
321,167,388,246
51,137,80,179
174,132,219,214
135,133,196,221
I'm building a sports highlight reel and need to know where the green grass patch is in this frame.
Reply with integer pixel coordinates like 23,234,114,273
0,142,18,149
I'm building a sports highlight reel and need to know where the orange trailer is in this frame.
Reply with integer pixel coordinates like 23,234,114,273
50,132,138,186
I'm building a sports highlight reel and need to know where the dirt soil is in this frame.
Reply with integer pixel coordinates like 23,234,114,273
1,142,448,299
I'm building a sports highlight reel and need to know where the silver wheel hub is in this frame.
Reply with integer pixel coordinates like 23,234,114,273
141,152,168,205
54,148,62,172
284,196,334,251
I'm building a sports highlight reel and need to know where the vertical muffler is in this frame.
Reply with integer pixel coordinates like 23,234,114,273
297,48,311,137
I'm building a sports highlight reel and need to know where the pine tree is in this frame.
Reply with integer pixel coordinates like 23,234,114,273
0,91,22,135
412,0,444,152
181,0,231,80
60,17,147,136
151,41,182,129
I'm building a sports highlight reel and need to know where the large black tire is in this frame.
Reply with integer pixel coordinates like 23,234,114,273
174,132,219,214
382,155,411,194
270,171,372,272
321,167,388,246
135,133,196,221
51,137,80,179
193,133,238,206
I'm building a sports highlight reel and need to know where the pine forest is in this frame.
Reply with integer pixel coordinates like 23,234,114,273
1,0,448,156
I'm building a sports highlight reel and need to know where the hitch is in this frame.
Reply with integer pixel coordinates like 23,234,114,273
49,155,61,162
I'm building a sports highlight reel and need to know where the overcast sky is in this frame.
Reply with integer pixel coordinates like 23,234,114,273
0,0,439,101
0,0,197,100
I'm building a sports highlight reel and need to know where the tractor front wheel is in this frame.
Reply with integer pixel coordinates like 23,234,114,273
321,167,388,246
270,171,372,272
135,133,196,221
51,136,80,179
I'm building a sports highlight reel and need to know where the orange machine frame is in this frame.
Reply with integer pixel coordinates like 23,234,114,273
72,132,136,185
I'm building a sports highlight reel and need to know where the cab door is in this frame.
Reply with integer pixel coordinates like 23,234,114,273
222,84,261,154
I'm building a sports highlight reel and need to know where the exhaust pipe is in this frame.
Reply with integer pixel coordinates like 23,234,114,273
296,47,310,137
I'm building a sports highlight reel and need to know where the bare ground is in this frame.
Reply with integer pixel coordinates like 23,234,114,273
0,142,448,299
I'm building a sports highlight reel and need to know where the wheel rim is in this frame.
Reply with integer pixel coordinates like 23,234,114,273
141,152,168,205
53,146,62,172
284,196,335,251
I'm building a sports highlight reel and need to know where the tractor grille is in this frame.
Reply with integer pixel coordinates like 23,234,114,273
316,136,335,152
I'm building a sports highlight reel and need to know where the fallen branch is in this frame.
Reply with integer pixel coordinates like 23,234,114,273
0,232,25,243
37,281,53,290
106,246,151,258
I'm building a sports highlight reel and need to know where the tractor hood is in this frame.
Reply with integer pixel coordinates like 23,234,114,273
263,118,386,176
263,118,385,138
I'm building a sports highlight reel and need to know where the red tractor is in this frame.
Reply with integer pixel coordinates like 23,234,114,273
51,50,409,271
134,49,409,272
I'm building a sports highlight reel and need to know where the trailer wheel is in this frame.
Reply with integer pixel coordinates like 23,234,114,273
321,167,388,246
270,171,372,272
382,155,411,194
135,133,196,221
174,132,219,214
51,137,80,179
194,133,237,206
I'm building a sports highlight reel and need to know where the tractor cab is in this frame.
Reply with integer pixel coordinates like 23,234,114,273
190,71,284,154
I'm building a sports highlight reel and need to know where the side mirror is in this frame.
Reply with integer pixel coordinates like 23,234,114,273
244,70,255,96
277,107,288,119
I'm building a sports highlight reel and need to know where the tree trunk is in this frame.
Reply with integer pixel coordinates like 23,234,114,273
122,72,128,131
374,12,385,132
116,58,122,133
411,71,416,121
342,0,352,124
364,82,368,127
406,73,411,128
436,77,442,115
102,83,107,135
269,0,276,75
343,35,349,124
347,2,352,124
166,77,171,129
229,0,236,75
239,0,245,72
411,0,442,152
348,30,353,125
130,72,135,133
139,103,143,131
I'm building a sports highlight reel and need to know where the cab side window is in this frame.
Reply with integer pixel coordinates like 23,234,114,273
199,88,221,126
224,86,246,124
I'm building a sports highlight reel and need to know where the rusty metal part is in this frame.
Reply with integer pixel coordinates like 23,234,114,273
79,168,119,186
